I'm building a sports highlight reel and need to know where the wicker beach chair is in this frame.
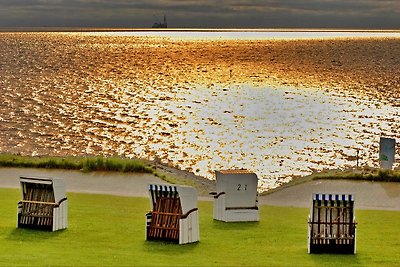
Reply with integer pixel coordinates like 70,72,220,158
210,170,259,222
308,193,356,254
146,184,199,244
17,176,68,231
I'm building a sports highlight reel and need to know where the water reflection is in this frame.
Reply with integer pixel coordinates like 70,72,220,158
57,79,400,190
0,32,399,191
95,83,397,190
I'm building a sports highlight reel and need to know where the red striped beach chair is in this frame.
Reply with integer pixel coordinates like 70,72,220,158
146,184,199,244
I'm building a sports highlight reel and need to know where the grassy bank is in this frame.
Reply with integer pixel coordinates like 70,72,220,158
0,154,153,173
310,167,400,182
1,188,400,266
263,167,400,196
1,154,399,194
0,153,202,190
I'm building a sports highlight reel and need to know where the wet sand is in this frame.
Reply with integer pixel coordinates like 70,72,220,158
1,167,399,210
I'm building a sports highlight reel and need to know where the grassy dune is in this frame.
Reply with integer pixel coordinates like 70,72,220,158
1,154,399,190
0,154,153,173
1,188,399,266
310,167,400,182
264,167,400,195
0,154,201,188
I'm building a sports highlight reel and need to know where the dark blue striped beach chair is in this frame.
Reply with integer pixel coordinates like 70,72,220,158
308,193,356,254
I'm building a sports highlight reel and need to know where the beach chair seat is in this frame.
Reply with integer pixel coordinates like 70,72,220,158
17,176,68,231
308,193,356,254
211,170,259,222
146,184,199,244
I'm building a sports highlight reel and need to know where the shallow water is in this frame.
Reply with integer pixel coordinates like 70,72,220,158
0,32,399,191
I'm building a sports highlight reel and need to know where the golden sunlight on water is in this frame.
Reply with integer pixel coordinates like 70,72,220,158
0,32,399,190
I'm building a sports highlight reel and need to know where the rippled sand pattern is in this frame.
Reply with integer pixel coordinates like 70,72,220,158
0,32,399,190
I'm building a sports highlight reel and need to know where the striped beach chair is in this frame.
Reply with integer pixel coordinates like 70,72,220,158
211,170,259,222
146,184,199,244
308,193,356,254
17,176,68,231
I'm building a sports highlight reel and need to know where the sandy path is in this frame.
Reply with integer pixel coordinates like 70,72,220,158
260,179,400,211
0,167,168,198
1,167,399,210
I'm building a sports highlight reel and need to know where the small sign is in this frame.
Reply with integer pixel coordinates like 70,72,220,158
379,137,396,170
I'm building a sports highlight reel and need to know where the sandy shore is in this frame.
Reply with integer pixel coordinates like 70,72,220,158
1,167,400,210
0,167,167,198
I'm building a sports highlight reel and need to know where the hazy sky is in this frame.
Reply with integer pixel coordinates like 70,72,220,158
1,0,400,29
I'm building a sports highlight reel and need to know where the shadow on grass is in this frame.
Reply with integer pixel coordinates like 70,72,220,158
142,240,199,255
212,220,259,230
308,252,359,266
6,227,66,242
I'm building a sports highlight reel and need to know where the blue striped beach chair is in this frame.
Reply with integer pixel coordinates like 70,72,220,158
146,184,199,244
308,193,356,254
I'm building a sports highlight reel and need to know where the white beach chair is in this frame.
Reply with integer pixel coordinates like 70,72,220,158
146,184,199,244
308,193,356,254
17,176,68,231
211,170,259,222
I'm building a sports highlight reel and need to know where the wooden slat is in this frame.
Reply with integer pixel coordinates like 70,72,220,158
20,200,57,205
309,222,355,225
19,182,56,228
148,195,182,241
19,214,53,218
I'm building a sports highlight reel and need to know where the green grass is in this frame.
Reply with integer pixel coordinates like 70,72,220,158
1,188,400,266
311,167,400,182
265,167,400,195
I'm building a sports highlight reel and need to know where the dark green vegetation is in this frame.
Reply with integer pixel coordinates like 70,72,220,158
1,188,399,266
0,154,153,173
2,154,399,192
264,167,400,196
0,154,199,188
311,167,400,182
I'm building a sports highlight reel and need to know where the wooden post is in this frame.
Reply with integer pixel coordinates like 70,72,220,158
356,149,359,168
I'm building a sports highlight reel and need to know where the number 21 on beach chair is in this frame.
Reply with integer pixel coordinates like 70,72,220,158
210,170,259,222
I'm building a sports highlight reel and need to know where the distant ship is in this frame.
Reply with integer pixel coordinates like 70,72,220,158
152,15,167,28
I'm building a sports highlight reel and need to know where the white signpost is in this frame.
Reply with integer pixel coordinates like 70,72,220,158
379,137,396,170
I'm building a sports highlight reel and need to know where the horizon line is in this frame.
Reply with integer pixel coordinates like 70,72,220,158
1,27,400,33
